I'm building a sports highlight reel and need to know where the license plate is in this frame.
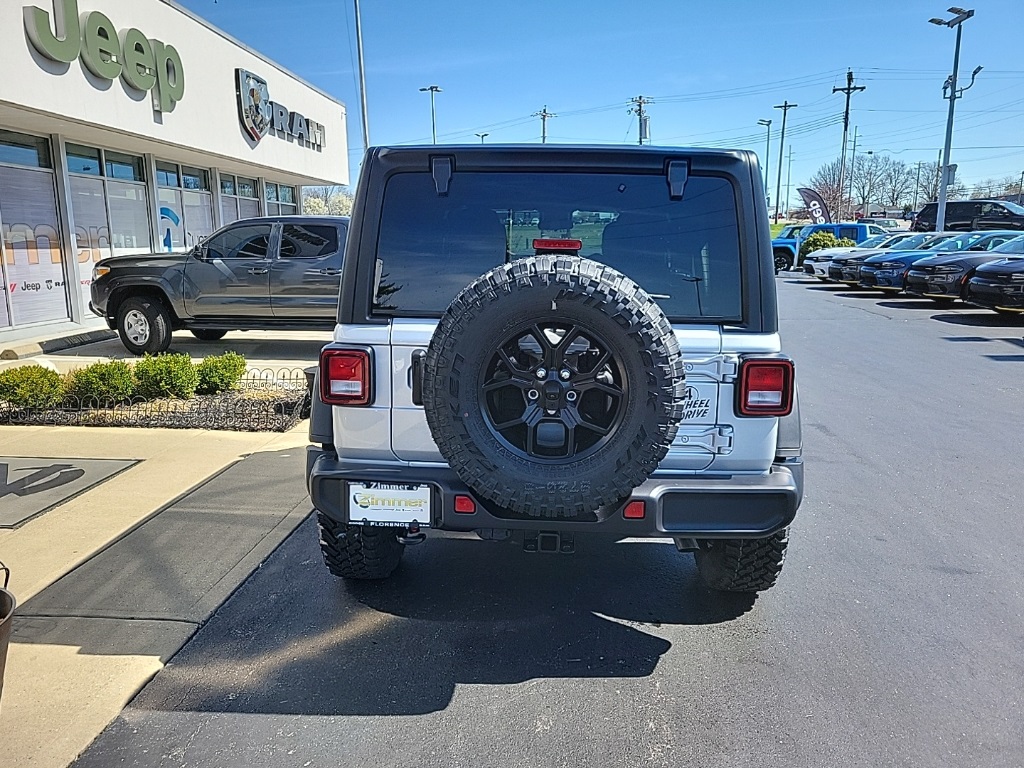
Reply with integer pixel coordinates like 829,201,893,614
348,482,431,527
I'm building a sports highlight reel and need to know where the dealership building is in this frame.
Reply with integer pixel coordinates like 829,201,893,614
0,0,348,341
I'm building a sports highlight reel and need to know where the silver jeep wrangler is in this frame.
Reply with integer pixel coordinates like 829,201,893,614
306,145,802,593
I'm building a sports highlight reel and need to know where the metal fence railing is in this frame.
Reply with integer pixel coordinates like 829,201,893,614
0,368,312,433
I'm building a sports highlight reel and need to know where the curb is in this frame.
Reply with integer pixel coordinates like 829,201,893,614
0,329,116,361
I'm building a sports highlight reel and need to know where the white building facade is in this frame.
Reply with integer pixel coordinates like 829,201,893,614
0,0,348,338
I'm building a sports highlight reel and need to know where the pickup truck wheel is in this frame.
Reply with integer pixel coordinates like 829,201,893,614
316,510,403,580
116,296,172,355
774,251,793,274
190,329,227,341
423,255,686,518
694,529,788,593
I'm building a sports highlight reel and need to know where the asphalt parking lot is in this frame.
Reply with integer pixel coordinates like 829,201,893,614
72,278,1024,768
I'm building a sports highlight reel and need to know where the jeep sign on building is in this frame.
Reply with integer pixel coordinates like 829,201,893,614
0,0,347,338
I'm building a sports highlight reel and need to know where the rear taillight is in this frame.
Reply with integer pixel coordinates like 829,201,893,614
320,348,373,406
737,359,794,417
533,238,582,253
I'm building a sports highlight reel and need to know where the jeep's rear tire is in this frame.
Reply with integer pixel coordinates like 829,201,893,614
190,329,227,342
422,255,686,518
693,529,789,593
774,250,793,274
316,511,404,580
116,296,172,355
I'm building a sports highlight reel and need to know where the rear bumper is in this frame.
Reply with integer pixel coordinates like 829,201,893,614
306,448,803,539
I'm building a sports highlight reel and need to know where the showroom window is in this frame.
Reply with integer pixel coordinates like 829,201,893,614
265,182,297,216
156,161,215,251
0,129,67,329
220,174,261,224
67,143,152,315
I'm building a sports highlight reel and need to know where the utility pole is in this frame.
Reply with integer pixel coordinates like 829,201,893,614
833,69,865,221
772,101,797,222
419,85,442,143
846,127,859,219
929,8,980,231
757,119,772,196
532,106,556,144
628,96,653,146
785,145,793,218
353,0,370,149
1018,170,1024,205
913,161,923,212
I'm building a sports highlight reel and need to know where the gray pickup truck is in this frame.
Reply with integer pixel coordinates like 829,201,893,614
90,215,348,354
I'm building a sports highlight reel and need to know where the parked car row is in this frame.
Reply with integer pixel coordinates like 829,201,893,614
800,229,1024,316
771,220,896,273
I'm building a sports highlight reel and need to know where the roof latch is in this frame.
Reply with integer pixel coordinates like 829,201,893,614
432,156,453,196
667,160,689,200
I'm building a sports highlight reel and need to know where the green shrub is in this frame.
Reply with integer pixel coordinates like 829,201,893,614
799,231,841,259
195,352,247,395
134,354,199,399
0,365,65,409
65,360,135,404
836,237,857,248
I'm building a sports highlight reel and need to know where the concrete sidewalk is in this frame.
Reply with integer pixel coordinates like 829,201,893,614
0,422,312,768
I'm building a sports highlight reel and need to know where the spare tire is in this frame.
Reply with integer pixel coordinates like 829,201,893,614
423,255,686,518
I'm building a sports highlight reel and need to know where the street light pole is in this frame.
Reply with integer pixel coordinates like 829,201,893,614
353,0,370,150
475,132,489,144
419,85,442,143
929,7,979,231
757,119,772,196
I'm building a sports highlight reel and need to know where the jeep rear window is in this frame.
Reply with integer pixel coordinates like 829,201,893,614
373,171,742,320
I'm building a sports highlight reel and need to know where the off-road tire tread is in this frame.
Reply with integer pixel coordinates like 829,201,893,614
423,255,686,518
316,510,403,580
694,529,789,593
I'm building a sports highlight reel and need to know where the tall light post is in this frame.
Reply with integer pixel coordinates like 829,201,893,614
757,119,772,196
863,150,875,217
353,0,370,149
419,85,442,143
475,132,489,144
929,7,981,231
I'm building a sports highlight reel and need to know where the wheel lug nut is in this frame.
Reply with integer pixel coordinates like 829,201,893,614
535,368,547,379
527,389,539,400
566,390,578,402
559,369,571,380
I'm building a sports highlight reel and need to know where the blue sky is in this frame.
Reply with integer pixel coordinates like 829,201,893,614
182,0,1024,200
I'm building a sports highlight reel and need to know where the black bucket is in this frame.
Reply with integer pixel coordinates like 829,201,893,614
0,561,14,708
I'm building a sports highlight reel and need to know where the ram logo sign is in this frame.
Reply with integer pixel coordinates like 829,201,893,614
235,68,325,150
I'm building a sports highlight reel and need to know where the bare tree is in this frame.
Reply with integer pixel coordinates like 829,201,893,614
850,153,887,213
302,185,354,216
876,157,915,208
915,161,941,205
805,157,846,219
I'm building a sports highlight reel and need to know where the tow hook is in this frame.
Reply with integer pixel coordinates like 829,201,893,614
398,524,426,545
524,530,575,554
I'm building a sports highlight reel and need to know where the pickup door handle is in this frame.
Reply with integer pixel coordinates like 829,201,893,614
318,268,342,276
410,349,426,406
246,267,268,275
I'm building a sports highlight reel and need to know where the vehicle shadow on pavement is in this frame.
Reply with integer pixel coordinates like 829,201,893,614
123,518,757,717
874,299,944,310
930,312,1024,328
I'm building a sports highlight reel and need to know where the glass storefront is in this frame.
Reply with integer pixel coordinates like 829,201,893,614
156,161,214,250
67,143,151,314
220,174,261,224
0,130,68,328
265,182,297,216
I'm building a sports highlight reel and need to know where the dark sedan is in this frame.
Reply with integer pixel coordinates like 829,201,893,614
905,231,1022,304
829,232,951,285
859,232,1002,293
966,246,1024,315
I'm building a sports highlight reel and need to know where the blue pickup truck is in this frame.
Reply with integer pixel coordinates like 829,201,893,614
772,221,891,272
